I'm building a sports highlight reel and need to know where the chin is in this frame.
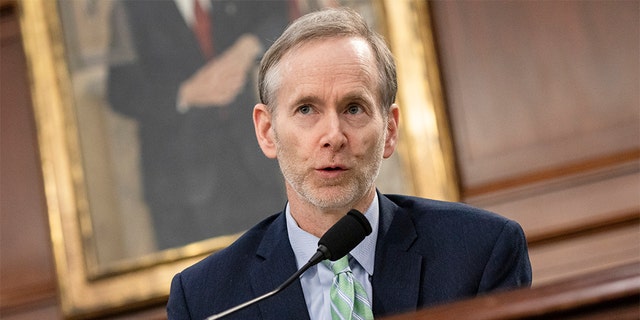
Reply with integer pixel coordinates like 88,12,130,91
304,185,361,210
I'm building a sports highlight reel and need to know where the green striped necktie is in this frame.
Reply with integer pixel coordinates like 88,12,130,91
324,256,374,320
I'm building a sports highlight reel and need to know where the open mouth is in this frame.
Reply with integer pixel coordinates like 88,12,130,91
316,166,347,177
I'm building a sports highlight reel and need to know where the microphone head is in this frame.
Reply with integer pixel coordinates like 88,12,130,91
317,209,372,261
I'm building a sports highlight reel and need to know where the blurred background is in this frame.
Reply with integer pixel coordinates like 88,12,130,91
2,0,638,319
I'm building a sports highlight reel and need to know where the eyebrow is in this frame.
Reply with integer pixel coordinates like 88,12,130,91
291,90,375,107
341,91,375,105
291,95,322,107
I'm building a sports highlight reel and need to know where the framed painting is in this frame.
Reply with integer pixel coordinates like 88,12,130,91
18,0,457,318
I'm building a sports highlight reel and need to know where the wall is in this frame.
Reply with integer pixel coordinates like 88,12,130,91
430,0,639,285
0,1,60,318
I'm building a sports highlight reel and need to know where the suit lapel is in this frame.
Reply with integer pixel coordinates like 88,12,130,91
372,194,423,316
250,213,310,320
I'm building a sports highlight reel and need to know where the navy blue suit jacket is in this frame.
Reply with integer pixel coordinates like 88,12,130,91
167,193,532,319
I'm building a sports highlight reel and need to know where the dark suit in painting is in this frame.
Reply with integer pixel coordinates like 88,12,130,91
167,193,532,319
107,1,290,249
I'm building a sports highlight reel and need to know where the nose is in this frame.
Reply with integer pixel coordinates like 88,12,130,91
319,112,347,151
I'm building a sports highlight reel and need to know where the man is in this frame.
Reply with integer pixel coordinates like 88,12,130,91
167,7,531,320
107,0,290,249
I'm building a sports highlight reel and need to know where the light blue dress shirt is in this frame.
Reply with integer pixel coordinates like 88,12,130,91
286,195,380,320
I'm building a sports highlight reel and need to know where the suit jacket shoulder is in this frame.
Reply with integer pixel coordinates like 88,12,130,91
167,212,309,320
372,194,532,315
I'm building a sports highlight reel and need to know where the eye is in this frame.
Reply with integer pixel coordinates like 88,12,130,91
346,104,363,115
297,105,312,115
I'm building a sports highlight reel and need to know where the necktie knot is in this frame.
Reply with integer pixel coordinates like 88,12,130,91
326,256,351,275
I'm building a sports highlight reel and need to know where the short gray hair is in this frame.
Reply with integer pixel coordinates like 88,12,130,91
258,7,397,114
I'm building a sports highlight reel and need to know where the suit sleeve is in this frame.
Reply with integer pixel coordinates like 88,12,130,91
478,220,532,292
167,273,192,320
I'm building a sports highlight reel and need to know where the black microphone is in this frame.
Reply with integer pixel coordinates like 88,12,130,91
205,209,372,320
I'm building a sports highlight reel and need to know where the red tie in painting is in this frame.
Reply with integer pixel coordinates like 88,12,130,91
194,0,213,59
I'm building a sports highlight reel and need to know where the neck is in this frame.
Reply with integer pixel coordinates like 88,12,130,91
287,187,376,238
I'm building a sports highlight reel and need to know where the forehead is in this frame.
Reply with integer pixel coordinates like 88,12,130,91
277,37,378,92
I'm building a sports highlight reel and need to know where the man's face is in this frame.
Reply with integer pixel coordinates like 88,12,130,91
262,37,398,210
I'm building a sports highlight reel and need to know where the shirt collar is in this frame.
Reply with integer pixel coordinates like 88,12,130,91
286,194,379,276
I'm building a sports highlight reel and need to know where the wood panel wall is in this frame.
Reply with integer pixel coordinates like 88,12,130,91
429,0,639,285
1,0,638,318
0,1,60,318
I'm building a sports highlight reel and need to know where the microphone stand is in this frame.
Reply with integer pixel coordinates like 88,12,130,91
205,248,327,320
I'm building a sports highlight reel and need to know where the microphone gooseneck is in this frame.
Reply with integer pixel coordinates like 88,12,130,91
205,209,372,320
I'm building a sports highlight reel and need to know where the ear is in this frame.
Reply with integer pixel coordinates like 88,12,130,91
253,103,277,159
383,104,400,159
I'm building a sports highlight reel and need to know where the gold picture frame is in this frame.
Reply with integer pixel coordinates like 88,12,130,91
19,0,458,318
